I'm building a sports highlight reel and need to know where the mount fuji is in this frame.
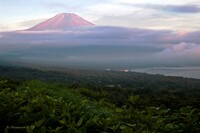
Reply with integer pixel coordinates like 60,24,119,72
27,13,95,31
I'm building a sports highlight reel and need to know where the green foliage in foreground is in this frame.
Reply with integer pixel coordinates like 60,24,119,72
0,79,200,133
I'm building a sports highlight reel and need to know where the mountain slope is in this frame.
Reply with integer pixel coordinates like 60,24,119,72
27,13,95,31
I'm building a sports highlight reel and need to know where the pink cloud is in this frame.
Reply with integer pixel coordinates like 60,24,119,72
1,26,200,67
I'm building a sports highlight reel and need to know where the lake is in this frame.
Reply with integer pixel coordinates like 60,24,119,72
132,67,200,79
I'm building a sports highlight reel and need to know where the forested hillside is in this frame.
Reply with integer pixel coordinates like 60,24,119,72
0,65,200,132
1,65,200,90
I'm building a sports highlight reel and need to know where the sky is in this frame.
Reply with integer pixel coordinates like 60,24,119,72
0,0,200,31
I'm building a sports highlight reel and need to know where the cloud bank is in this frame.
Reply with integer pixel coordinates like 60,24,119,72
0,26,200,68
140,4,200,13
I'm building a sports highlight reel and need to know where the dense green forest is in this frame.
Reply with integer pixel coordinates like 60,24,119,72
0,65,200,132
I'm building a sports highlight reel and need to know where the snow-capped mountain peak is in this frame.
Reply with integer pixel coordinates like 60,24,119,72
27,13,95,31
